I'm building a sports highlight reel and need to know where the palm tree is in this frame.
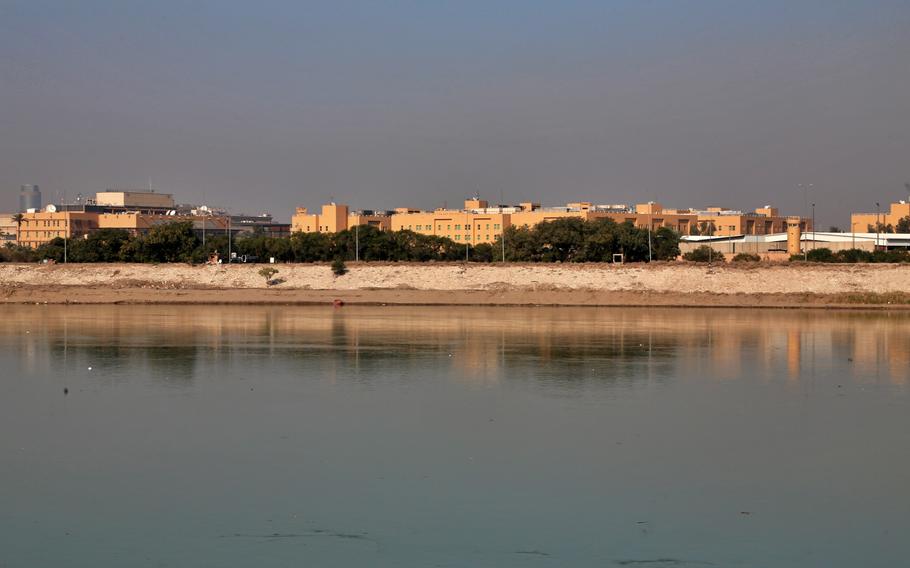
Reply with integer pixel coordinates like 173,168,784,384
11,213,24,245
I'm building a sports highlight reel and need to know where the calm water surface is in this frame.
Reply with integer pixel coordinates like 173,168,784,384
1,305,908,567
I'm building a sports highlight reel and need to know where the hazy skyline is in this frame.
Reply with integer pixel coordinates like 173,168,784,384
2,0,909,225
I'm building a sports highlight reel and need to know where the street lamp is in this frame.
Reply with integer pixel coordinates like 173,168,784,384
811,202,815,250
876,202,881,250
647,203,653,262
797,183,813,259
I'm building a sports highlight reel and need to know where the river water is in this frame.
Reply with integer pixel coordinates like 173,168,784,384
1,305,908,567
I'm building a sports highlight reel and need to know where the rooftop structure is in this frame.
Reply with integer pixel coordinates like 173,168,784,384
94,190,175,209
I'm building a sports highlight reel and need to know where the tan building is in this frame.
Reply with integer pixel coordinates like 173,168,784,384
1,215,17,243
391,198,510,244
15,211,101,248
94,190,175,209
14,210,228,248
694,206,810,237
291,203,391,234
851,200,910,233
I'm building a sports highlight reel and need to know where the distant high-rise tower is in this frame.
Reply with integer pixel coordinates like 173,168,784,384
19,184,42,212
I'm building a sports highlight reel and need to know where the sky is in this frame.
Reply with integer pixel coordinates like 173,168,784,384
1,0,909,225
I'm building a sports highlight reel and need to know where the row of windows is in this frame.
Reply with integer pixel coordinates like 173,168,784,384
453,235,495,241
407,223,502,231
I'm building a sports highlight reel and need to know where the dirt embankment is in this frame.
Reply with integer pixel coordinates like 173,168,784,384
1,262,909,308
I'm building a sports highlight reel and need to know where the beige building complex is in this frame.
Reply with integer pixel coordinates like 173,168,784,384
292,197,811,244
14,210,228,249
10,190,228,248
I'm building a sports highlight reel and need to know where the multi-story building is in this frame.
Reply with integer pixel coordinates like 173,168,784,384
0,215,19,243
390,198,511,244
15,210,102,248
851,200,910,233
291,203,392,234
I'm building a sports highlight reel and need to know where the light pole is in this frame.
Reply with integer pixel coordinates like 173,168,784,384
811,202,815,250
501,227,506,262
355,223,359,262
798,183,813,259
876,202,881,250
647,205,653,262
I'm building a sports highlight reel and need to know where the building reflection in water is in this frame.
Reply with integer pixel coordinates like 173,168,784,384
2,305,908,388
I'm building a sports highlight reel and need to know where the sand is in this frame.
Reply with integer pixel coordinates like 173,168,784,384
1,262,908,308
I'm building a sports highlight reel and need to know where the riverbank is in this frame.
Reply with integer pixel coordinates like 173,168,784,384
1,262,909,308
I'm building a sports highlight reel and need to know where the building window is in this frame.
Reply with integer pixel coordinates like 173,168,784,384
454,235,460,240
465,235,471,240
486,235,490,241
455,224,461,230
447,225,451,230
494,224,500,229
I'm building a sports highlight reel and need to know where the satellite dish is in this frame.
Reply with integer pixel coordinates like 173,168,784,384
46,204,57,213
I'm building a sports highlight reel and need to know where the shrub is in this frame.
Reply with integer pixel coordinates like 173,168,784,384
683,245,720,262
806,248,835,262
732,252,761,263
331,258,347,276
258,266,278,285
833,249,872,263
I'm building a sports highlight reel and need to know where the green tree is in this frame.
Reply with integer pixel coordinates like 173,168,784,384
69,229,131,262
896,216,910,233
651,226,681,261
331,258,347,276
11,213,24,244
683,245,720,263
130,222,200,263
258,266,279,285
806,248,835,262
732,252,761,262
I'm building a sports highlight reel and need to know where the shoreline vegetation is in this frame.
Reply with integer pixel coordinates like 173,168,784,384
2,262,910,308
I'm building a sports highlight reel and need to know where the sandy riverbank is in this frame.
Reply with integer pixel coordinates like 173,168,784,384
1,262,909,308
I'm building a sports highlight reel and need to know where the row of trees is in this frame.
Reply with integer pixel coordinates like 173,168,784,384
1,218,680,264
868,215,910,234
792,248,910,263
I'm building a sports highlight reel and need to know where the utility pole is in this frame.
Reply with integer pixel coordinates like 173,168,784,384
798,183,813,260
63,189,67,263
227,213,232,262
355,224,359,262
501,228,506,262
647,203,653,262
811,202,816,250
876,202,881,250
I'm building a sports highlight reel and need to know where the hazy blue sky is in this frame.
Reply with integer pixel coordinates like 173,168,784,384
2,0,909,224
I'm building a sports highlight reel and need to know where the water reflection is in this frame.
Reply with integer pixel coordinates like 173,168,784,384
3,305,909,387
2,305,909,568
